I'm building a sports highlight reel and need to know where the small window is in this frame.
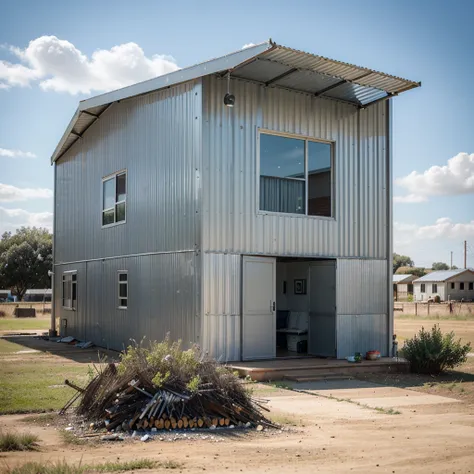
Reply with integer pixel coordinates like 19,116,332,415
469,282,473,290
102,171,126,226
460,282,465,290
432,283,437,293
450,282,455,290
62,272,77,310
420,283,426,293
259,132,334,217
118,271,128,309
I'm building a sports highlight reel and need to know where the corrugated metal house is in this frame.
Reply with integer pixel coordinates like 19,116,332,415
50,41,419,360
393,274,416,301
413,269,474,302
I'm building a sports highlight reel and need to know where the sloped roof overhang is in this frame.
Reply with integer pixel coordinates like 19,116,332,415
51,40,420,163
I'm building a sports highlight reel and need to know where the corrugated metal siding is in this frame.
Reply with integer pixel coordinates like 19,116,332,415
336,314,388,358
336,258,388,357
336,259,388,314
201,253,241,361
55,252,197,351
202,76,387,258
55,80,202,263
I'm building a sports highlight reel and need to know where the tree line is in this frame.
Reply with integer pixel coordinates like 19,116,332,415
393,253,457,277
0,227,52,301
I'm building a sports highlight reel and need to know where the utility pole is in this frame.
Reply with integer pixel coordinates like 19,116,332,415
464,241,468,269
451,251,453,270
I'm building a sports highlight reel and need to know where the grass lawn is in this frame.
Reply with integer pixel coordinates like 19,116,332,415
0,318,50,332
0,337,91,414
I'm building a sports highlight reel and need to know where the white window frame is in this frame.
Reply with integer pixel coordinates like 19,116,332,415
118,271,128,309
432,283,437,293
62,271,77,310
256,129,336,220
102,170,127,228
420,283,426,293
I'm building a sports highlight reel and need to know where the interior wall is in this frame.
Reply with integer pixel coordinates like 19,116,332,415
276,262,310,312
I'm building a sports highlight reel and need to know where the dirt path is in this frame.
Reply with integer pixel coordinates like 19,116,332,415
1,384,474,473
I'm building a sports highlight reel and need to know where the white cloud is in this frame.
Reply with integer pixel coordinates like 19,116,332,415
0,183,53,202
0,147,36,158
395,152,474,202
0,206,53,234
242,43,256,49
393,194,428,203
0,36,179,94
394,218,474,247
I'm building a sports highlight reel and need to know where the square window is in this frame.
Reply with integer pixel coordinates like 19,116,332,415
102,171,126,226
259,132,334,217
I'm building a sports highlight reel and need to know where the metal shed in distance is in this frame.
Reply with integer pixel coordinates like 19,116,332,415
51,40,420,361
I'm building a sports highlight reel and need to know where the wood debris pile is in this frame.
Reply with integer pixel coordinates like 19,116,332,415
65,339,273,432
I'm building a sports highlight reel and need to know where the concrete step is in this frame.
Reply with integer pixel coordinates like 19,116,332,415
283,373,353,383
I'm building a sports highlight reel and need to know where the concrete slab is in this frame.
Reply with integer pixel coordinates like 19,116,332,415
286,379,460,409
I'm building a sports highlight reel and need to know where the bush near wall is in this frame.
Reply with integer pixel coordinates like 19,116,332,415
402,324,471,375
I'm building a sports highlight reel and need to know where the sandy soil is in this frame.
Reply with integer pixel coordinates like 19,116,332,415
1,384,474,473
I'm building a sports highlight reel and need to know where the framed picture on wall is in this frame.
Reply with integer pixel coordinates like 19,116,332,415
294,279,307,295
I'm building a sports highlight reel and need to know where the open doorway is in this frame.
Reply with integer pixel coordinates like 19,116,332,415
241,256,336,361
275,258,336,358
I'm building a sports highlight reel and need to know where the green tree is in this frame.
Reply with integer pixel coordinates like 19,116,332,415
0,227,52,301
393,253,414,272
432,262,450,271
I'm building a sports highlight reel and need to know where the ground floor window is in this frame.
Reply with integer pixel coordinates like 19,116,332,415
118,271,128,309
460,282,465,290
470,282,474,290
420,283,425,293
62,272,77,310
432,283,438,293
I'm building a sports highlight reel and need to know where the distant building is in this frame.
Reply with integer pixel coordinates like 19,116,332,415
393,274,416,301
23,289,52,302
413,269,474,302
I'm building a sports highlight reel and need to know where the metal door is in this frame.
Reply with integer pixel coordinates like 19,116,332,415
308,261,337,357
242,256,276,360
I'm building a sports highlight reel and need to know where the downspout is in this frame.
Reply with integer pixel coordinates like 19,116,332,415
49,162,57,337
386,99,394,356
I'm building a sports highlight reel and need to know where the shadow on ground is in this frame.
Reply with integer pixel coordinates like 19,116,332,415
2,335,120,364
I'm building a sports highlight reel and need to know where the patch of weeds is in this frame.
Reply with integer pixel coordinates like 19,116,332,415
373,406,401,415
270,413,304,427
21,413,58,426
91,459,159,472
59,430,88,446
271,381,292,390
0,431,39,452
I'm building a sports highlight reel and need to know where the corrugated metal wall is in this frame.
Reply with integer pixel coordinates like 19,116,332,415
55,252,197,351
55,80,202,263
54,80,202,351
201,76,387,258
200,76,389,360
201,253,241,361
336,259,388,358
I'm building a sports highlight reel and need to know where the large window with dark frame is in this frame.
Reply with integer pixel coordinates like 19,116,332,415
102,171,126,226
62,272,77,310
259,132,334,217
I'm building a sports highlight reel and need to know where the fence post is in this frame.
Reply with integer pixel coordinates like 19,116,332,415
427,302,430,316
415,302,418,316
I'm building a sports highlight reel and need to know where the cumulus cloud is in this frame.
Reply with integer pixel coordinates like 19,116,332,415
393,194,428,204
0,36,179,94
395,152,474,202
0,147,36,158
0,206,53,234
242,43,256,49
394,218,474,246
0,183,53,202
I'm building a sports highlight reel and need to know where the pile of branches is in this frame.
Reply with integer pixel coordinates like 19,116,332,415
71,338,273,432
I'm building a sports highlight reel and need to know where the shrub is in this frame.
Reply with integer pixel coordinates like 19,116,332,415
403,324,471,375
0,431,39,452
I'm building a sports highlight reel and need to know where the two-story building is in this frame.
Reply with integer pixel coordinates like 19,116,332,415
50,41,419,360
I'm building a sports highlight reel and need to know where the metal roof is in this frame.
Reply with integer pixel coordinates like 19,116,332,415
393,274,414,283
414,269,474,283
51,40,420,163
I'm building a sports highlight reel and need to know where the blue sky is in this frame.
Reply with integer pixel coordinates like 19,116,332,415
1,0,473,267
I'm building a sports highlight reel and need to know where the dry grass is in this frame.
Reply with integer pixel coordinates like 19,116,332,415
0,431,39,452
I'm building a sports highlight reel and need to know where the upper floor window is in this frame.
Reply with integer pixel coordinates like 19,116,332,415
62,272,77,310
259,132,334,217
102,171,126,226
